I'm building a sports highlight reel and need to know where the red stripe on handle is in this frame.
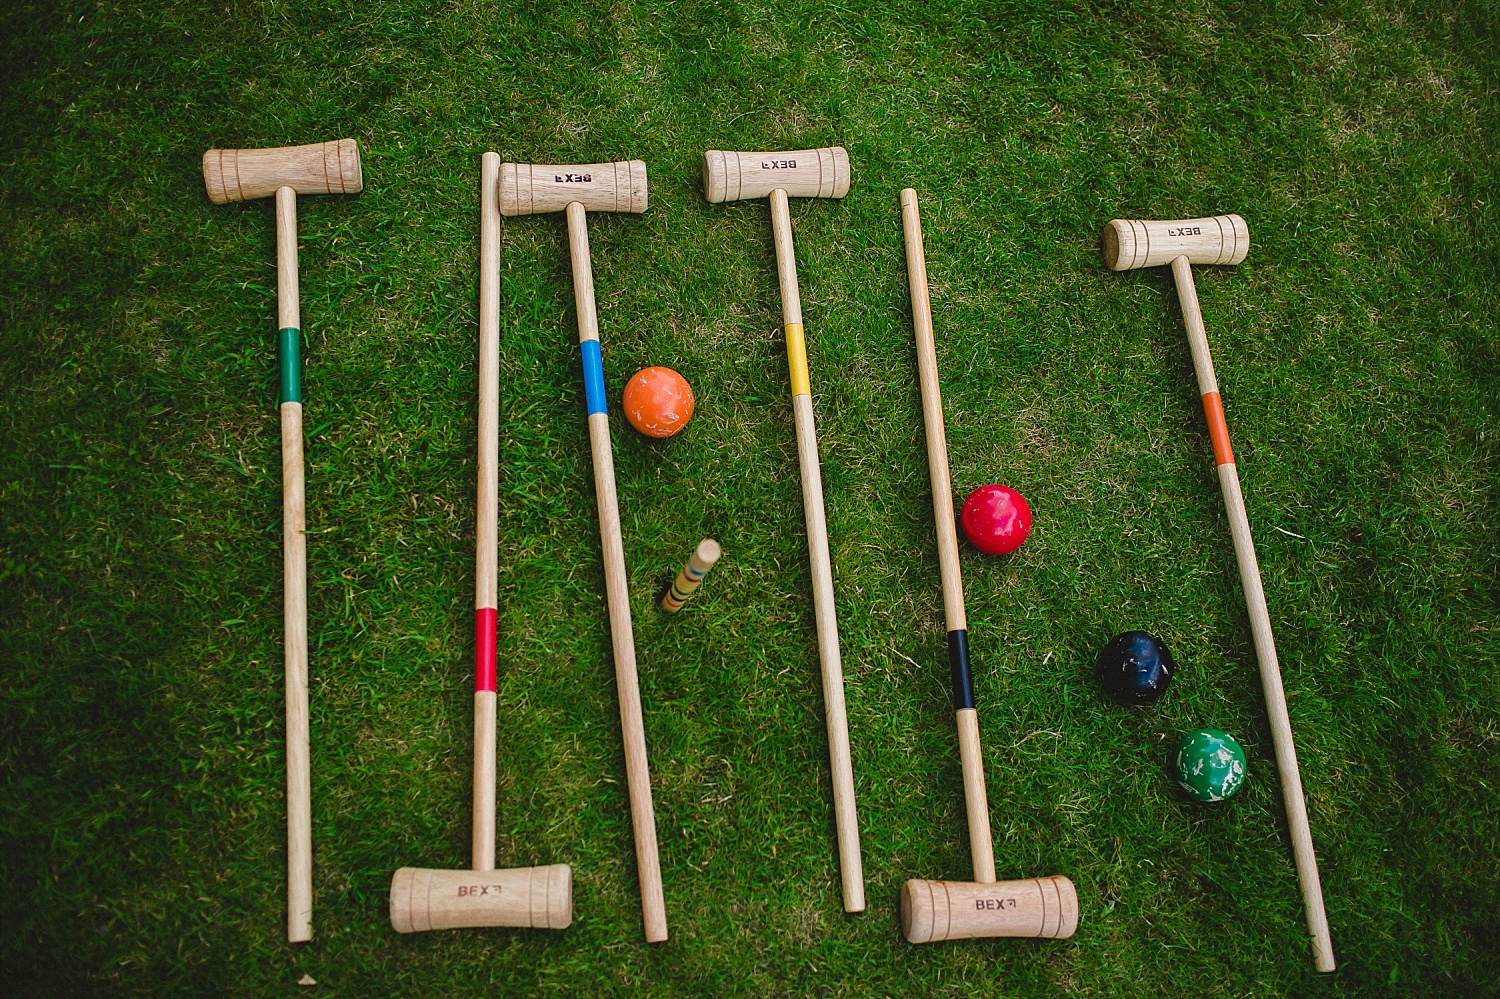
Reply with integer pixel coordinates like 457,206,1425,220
474,607,497,692
1202,391,1235,466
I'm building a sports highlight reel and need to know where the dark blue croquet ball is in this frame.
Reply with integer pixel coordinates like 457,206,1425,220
1096,631,1176,705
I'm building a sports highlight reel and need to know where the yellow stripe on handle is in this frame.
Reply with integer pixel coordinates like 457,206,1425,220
785,323,811,397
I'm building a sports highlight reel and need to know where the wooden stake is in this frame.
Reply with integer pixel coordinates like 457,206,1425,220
660,539,722,613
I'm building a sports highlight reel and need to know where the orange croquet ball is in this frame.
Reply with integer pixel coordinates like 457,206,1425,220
622,366,695,438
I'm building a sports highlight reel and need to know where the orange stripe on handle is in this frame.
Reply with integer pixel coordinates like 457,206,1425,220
1202,391,1234,466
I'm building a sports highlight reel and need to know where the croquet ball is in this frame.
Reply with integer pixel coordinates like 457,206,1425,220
1096,631,1176,705
622,366,694,438
960,484,1032,555
1174,728,1247,802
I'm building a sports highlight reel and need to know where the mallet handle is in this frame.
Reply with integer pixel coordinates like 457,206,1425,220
769,188,865,913
901,189,997,885
473,152,503,872
566,202,668,943
276,188,313,944
1172,255,1335,973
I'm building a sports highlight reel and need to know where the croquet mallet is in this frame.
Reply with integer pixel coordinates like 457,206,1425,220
203,139,362,943
1102,214,1334,972
496,158,667,942
899,189,1079,943
387,153,572,934
702,147,865,913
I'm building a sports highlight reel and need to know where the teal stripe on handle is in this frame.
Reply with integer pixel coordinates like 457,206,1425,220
280,328,302,405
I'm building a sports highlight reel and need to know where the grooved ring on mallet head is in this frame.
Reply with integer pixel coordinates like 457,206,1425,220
1101,214,1249,271
702,147,850,203
202,139,363,205
497,160,648,216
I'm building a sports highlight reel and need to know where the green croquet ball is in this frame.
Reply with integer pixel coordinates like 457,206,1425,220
1174,728,1247,802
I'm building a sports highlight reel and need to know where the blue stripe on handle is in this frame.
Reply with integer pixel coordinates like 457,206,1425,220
581,339,606,415
948,629,974,709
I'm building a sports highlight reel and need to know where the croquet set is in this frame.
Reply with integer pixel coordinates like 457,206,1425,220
202,139,1334,971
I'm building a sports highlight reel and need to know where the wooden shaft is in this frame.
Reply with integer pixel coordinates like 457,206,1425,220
276,188,312,944
901,190,964,635
567,202,668,943
472,152,503,872
1171,255,1335,973
769,189,865,913
901,876,1078,944
955,709,995,883
203,139,363,204
498,161,648,216
1102,214,1248,271
477,154,501,621
902,189,996,886
660,538,722,613
702,147,850,203
472,691,497,871
390,863,572,932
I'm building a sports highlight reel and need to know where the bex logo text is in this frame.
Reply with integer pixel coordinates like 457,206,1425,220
456,884,506,897
761,160,797,170
975,897,1018,910
1167,226,1202,236
555,173,593,183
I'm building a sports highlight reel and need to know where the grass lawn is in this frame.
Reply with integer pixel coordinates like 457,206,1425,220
3,1,1497,995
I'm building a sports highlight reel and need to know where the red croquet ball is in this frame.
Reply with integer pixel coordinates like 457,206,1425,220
960,484,1032,555
622,366,695,438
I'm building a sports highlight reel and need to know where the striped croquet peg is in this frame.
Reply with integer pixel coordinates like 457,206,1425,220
659,539,722,613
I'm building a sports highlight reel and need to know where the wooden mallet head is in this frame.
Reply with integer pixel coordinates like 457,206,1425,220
202,139,363,205
1101,214,1249,271
497,160,648,216
701,147,850,203
390,863,571,933
901,875,1079,944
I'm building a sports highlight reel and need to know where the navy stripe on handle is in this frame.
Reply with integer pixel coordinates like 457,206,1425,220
581,339,606,415
948,629,974,709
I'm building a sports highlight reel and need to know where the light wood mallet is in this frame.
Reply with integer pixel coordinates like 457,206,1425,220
497,158,668,943
702,147,865,913
387,153,572,934
202,139,363,943
1102,214,1334,973
900,189,1079,944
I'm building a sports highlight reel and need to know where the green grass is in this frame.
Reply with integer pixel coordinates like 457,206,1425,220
3,1,1498,995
